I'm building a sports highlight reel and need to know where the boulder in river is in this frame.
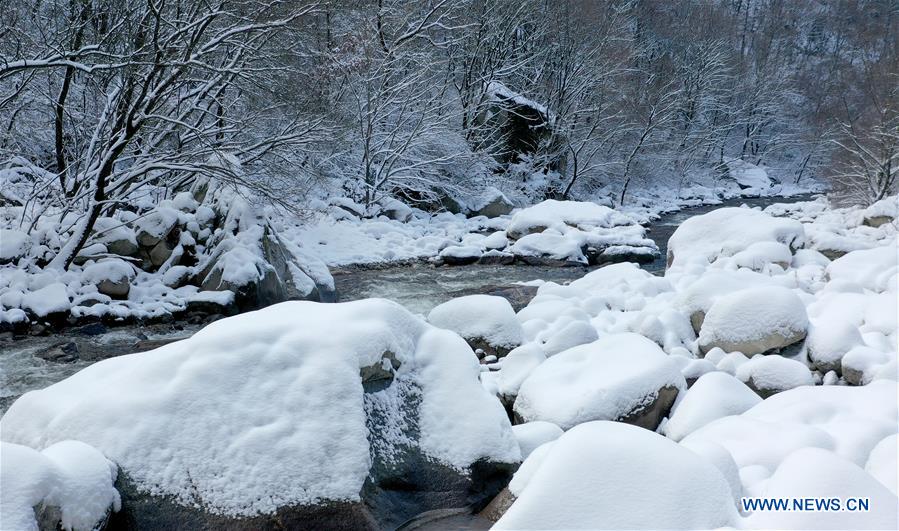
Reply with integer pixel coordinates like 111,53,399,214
428,295,524,358
0,300,520,530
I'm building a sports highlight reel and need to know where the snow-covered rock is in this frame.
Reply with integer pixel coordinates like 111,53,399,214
427,295,523,356
495,343,546,403
470,187,515,218
512,421,563,459
513,333,685,430
437,244,482,265
744,448,897,530
493,421,738,529
507,200,633,239
0,299,519,528
663,372,762,441
134,207,179,248
20,282,71,318
866,434,897,495
0,228,30,263
806,319,864,373
81,258,137,299
698,286,808,356
1,440,120,531
735,355,814,397
842,346,895,385
667,207,804,269
91,217,139,257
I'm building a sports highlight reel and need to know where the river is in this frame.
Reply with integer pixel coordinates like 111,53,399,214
0,194,815,413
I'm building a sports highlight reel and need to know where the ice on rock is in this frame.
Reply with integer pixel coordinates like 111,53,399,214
735,355,814,397
512,421,564,459
427,295,523,352
743,448,898,530
698,286,808,356
494,421,738,530
0,299,519,517
663,372,762,441
514,333,685,430
666,207,804,269
1,440,120,531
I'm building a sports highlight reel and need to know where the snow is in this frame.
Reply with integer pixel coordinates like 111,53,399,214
865,434,898,495
744,448,898,530
842,346,894,385
495,343,546,397
1,440,120,531
663,372,762,441
0,228,30,261
667,207,805,269
506,199,634,239
826,245,897,292
19,282,71,317
494,421,738,530
427,295,523,349
724,158,773,191
513,333,685,429
512,421,564,459
0,299,519,516
81,258,136,285
735,355,814,393
698,286,808,355
507,232,586,263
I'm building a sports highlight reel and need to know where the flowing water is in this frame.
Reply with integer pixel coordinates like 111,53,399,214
0,194,816,413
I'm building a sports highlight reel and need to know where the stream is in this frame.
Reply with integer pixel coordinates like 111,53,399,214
0,194,816,413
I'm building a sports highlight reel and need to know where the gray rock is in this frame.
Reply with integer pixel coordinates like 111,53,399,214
471,190,514,218
35,342,79,363
148,240,174,268
478,488,515,523
863,215,893,228
105,237,139,257
97,278,130,299
476,252,515,266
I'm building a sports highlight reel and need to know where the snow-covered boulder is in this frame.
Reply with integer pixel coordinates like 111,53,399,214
427,295,523,357
698,286,808,356
806,319,864,373
826,245,897,292
495,343,546,405
662,372,762,441
0,228,31,263
91,217,138,257
134,207,179,248
862,196,897,228
723,158,773,191
666,207,804,269
470,187,514,218
374,196,413,222
493,421,738,529
512,421,563,459
866,434,897,495
513,333,685,430
20,282,71,319
0,299,520,529
744,448,898,530
438,244,482,265
735,355,814,397
81,258,137,299
1,440,120,531
506,200,633,239
842,346,895,386
195,200,335,310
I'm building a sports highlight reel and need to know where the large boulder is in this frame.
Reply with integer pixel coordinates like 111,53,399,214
0,300,520,530
134,208,179,249
194,201,335,310
92,217,139,257
513,333,685,430
427,295,523,357
698,286,808,356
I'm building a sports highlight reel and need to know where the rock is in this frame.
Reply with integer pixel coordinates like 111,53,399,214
842,346,893,386
162,265,190,288
428,295,523,358
35,341,80,362
2,300,519,530
471,188,514,218
74,322,109,336
513,333,685,430
736,355,814,398
72,243,108,265
0,229,30,263
135,208,179,248
376,197,413,222
82,258,137,300
806,321,864,374
698,286,808,356
105,237,139,257
148,239,174,268
479,488,515,523
476,251,515,265
863,215,893,228
438,245,482,266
